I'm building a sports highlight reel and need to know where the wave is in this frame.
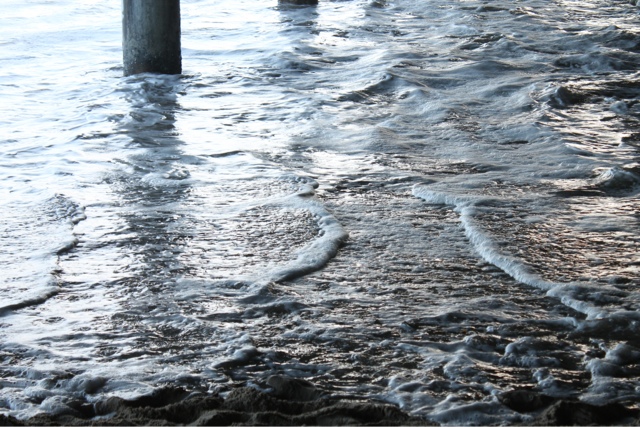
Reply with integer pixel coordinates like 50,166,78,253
0,194,84,316
412,184,638,322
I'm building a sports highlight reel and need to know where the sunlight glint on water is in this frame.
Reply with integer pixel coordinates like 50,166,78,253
1,0,639,424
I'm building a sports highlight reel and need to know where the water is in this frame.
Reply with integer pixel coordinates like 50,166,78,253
1,0,639,424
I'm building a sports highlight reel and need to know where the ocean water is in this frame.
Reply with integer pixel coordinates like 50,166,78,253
1,0,639,424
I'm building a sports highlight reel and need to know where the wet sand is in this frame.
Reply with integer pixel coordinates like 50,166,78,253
0,376,428,426
2,377,638,426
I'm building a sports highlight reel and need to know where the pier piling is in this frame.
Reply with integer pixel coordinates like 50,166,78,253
123,0,182,76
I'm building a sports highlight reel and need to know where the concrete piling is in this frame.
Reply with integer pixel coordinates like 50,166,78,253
279,0,319,5
122,0,182,76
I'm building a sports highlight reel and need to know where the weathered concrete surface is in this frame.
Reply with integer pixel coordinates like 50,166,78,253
123,0,181,76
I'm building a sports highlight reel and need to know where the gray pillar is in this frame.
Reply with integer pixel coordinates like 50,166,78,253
279,0,318,5
123,0,182,76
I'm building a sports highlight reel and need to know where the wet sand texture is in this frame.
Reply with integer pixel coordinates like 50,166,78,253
0,378,432,426
3,381,640,426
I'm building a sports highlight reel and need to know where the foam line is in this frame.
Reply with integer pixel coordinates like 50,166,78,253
412,184,616,320
268,185,349,283
0,287,59,317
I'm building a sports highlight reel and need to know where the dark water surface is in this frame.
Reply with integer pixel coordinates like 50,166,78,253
1,0,639,424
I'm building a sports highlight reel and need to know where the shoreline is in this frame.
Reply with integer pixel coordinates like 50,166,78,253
0,384,431,426
2,377,639,426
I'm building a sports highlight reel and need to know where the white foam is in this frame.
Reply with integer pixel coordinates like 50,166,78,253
412,184,635,321
267,188,348,283
0,195,84,316
593,166,640,193
610,100,629,115
413,186,554,291
428,395,518,426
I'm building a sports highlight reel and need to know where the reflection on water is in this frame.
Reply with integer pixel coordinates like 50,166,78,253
112,76,191,288
1,0,640,424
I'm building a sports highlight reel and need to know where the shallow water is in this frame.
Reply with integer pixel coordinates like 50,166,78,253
1,0,639,424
